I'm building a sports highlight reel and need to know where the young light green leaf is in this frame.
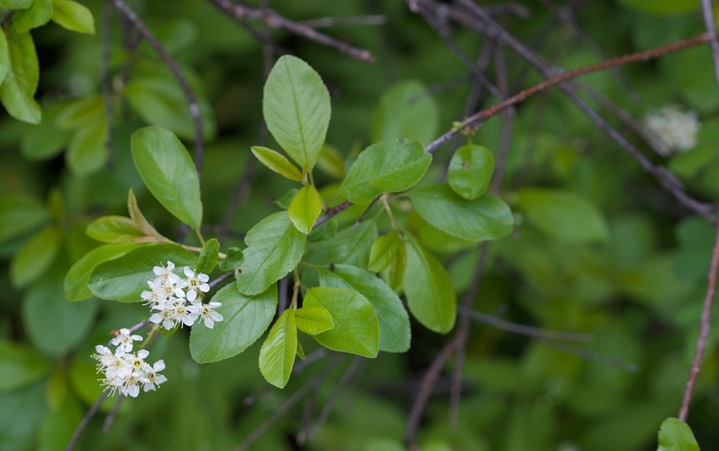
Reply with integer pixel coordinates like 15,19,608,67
516,188,609,243
288,185,323,234
303,287,379,358
448,144,495,200
0,29,41,124
65,242,143,301
295,306,334,335
263,55,331,171
657,417,699,451
316,144,345,179
10,225,60,289
131,126,203,230
339,139,431,203
372,80,439,145
19,104,69,161
190,284,277,363
0,29,9,86
51,0,95,34
0,195,49,245
403,234,456,334
236,211,306,296
89,243,197,302
86,216,146,243
127,188,168,241
0,341,51,391
251,146,304,182
318,264,411,353
409,184,513,242
12,0,53,33
195,238,220,275
368,230,401,273
309,219,377,268
259,308,297,388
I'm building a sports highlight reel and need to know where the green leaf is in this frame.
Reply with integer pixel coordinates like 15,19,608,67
196,238,220,274
66,117,107,176
10,225,60,289
88,243,197,302
23,263,99,357
288,185,323,234
295,306,334,335
0,195,49,245
0,0,32,9
516,188,609,243
657,417,699,451
218,247,243,272
0,341,50,391
309,219,377,268
0,29,41,124
86,216,146,243
37,390,82,451
65,242,143,302
339,139,432,203
403,234,456,334
12,0,53,33
55,95,102,129
318,264,411,353
251,146,304,182
303,287,379,358
0,29,10,86
125,77,212,140
236,211,306,296
131,126,203,230
410,184,513,242
51,0,94,34
448,144,495,200
372,80,439,145
259,308,297,388
263,55,331,171
368,230,401,273
190,284,277,363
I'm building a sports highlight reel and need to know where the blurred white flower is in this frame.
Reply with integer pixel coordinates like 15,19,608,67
644,105,700,155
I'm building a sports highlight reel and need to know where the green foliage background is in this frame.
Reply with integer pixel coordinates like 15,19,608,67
1,0,719,450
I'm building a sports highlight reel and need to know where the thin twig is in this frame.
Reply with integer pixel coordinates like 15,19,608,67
208,0,376,62
298,356,364,444
100,0,115,167
65,392,109,451
110,0,205,177
457,306,593,342
300,14,387,28
539,338,639,373
235,356,342,451
102,395,125,433
700,0,719,89
679,222,719,421
424,32,712,153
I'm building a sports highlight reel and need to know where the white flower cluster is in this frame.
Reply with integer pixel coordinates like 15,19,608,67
93,329,167,398
93,261,223,397
644,105,700,156
142,261,223,330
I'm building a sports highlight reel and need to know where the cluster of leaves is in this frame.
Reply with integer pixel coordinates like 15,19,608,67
1,0,719,450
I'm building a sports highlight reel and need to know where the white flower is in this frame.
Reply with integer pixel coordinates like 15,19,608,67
153,261,180,285
644,105,700,155
141,359,167,392
110,328,143,353
172,301,200,327
181,267,210,302
193,301,224,329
